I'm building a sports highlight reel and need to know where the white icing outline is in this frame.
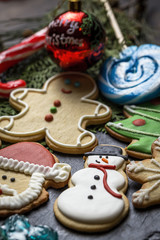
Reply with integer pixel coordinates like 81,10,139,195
0,156,71,183
133,180,160,204
0,172,45,210
154,137,160,151
124,105,160,122
0,72,110,150
128,138,160,204
107,122,160,137
129,105,160,113
127,160,160,174
0,183,17,196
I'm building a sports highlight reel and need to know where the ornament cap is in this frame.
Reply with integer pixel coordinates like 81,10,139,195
69,0,81,12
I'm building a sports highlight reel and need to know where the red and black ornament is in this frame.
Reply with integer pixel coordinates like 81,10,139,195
45,0,106,71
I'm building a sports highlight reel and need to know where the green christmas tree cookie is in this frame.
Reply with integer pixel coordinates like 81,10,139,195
106,98,160,159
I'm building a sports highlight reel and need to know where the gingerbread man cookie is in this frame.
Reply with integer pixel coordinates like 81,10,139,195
0,72,111,154
0,142,71,217
126,137,160,208
54,145,129,232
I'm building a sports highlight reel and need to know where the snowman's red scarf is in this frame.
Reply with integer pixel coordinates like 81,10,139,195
88,163,122,199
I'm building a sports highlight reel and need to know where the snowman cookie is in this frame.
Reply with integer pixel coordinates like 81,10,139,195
0,142,71,217
0,72,111,154
54,145,129,232
126,137,160,208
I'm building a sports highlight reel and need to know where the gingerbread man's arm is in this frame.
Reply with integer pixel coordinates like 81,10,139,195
0,88,29,134
9,88,30,111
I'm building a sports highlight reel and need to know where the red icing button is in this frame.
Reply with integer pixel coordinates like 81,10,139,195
54,100,61,107
132,119,146,126
45,114,53,122
0,189,2,195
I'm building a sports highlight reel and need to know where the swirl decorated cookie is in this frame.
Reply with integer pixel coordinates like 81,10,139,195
0,214,58,240
106,97,160,159
0,142,71,217
0,72,111,154
98,44,160,105
126,137,160,208
54,145,129,232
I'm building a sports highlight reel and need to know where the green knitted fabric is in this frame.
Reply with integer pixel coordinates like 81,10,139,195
0,0,142,148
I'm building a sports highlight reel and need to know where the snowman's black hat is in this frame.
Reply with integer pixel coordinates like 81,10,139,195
84,145,128,160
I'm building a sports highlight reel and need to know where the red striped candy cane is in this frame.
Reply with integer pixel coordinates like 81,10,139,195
0,27,47,98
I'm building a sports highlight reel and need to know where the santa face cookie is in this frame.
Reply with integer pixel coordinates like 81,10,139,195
106,98,160,159
0,142,71,217
54,145,129,232
0,72,111,154
126,137,160,208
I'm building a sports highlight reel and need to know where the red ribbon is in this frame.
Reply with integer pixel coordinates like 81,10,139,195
89,163,122,199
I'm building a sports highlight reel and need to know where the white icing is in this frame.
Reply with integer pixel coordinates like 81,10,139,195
127,161,145,173
87,155,124,169
107,122,160,137
57,155,125,223
124,105,160,122
151,158,160,168
128,156,160,204
127,159,160,174
154,137,160,151
0,72,110,150
155,147,160,151
0,183,17,195
129,105,160,113
0,156,71,183
133,180,160,204
0,172,45,210
147,174,160,181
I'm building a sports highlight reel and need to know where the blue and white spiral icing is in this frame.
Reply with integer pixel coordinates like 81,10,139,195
98,44,160,105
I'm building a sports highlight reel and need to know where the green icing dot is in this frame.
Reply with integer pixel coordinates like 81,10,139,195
50,107,57,113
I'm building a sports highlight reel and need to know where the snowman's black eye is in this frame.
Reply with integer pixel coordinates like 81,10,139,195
10,178,15,182
96,160,100,164
99,156,102,159
2,175,7,180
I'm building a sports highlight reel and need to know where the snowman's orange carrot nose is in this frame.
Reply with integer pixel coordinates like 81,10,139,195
102,158,108,163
